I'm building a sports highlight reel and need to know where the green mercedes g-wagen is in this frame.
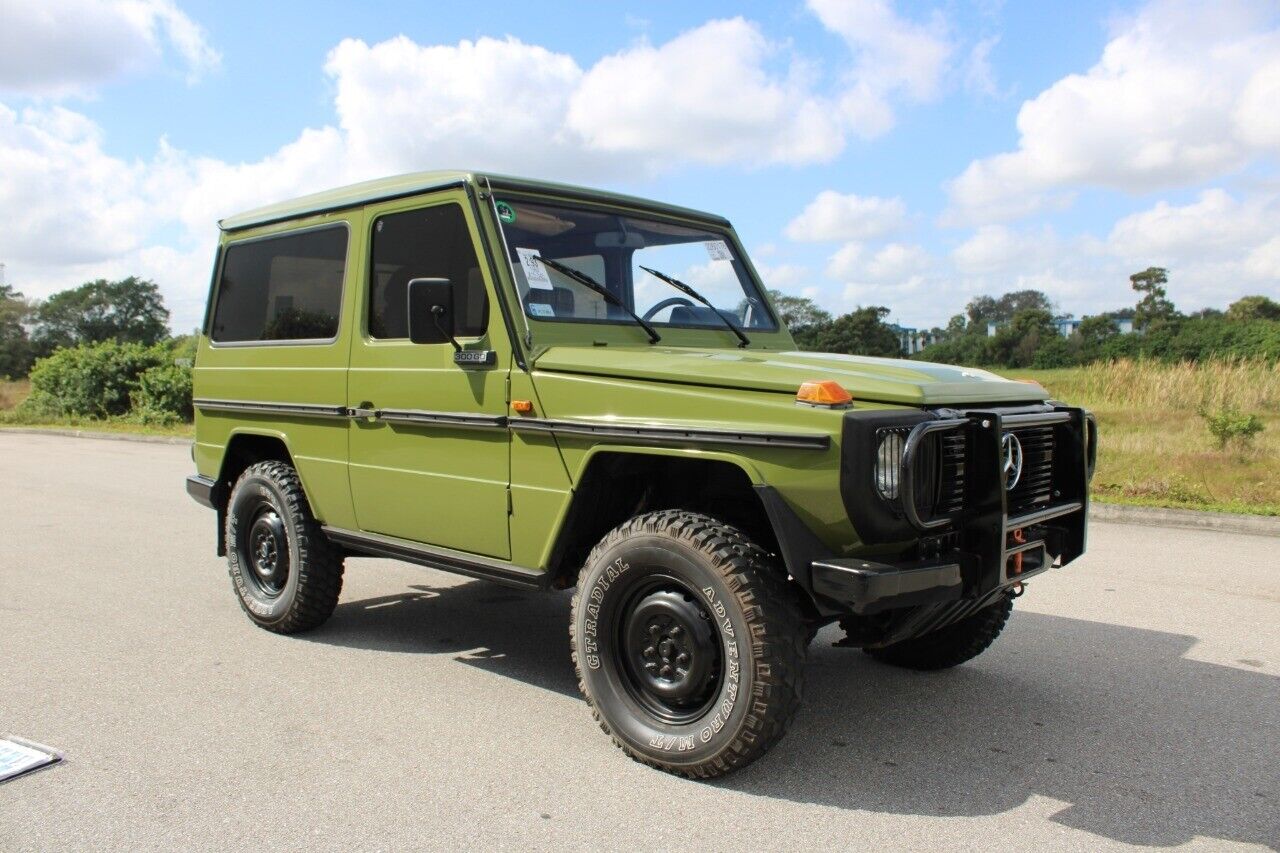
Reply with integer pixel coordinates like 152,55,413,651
186,171,1096,778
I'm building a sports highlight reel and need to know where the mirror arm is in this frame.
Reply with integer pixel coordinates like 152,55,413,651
431,305,462,352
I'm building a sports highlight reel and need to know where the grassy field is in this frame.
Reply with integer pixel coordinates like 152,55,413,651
1011,360,1279,516
0,378,194,438
4,362,1278,514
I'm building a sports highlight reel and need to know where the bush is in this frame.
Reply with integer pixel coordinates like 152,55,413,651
21,341,170,418
1201,406,1265,451
131,363,193,423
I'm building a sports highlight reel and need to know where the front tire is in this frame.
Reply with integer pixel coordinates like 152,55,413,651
860,595,1014,671
571,510,807,778
225,460,344,634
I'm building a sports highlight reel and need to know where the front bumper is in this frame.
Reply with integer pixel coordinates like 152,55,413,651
186,474,217,509
817,404,1093,615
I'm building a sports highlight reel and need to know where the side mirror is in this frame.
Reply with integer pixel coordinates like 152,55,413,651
407,278,458,349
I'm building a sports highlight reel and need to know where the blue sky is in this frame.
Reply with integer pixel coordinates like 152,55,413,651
1,0,1278,333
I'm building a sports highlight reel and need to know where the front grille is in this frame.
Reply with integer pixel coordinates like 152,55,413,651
936,430,967,517
1007,425,1055,513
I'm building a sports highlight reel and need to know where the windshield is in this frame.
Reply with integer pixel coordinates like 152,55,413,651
493,198,777,335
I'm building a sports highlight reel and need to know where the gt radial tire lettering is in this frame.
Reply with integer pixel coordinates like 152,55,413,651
585,559,629,669
571,510,807,778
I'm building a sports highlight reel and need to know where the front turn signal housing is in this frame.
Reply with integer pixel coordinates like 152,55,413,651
796,380,852,408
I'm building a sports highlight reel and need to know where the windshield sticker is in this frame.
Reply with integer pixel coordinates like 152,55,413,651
495,201,516,224
516,247,553,290
704,240,733,261
527,302,555,317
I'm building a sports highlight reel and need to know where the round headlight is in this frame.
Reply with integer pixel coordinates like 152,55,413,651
875,431,904,500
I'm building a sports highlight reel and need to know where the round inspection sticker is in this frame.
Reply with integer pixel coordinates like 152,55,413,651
496,201,516,224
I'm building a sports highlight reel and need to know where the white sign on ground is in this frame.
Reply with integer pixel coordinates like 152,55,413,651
0,736,61,783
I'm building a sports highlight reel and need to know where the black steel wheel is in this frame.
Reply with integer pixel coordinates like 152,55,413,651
571,510,807,779
617,576,723,725
241,505,288,598
225,460,344,634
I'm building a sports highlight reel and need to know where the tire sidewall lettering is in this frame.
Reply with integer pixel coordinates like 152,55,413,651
227,474,298,621
577,537,752,764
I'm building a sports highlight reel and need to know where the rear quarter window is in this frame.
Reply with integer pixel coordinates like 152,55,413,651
210,225,348,343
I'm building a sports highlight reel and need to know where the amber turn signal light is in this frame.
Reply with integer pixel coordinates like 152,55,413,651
511,399,534,414
796,380,852,407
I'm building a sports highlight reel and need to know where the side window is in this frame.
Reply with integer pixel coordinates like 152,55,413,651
369,204,488,339
210,226,347,343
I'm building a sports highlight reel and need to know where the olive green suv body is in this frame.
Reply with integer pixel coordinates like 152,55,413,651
187,171,1096,777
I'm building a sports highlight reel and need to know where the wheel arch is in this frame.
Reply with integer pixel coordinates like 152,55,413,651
543,447,788,589
208,429,301,556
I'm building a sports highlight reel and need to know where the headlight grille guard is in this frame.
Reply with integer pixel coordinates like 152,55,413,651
897,407,1093,532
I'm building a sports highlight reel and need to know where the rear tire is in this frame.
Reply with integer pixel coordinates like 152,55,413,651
571,510,807,778
225,460,344,634
860,595,1013,671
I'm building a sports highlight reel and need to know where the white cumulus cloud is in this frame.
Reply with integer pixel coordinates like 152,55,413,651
784,191,907,242
945,0,1280,224
0,0,220,96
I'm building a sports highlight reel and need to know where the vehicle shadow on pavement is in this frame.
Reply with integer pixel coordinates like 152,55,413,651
305,581,1278,847
303,574,579,699
726,611,1280,849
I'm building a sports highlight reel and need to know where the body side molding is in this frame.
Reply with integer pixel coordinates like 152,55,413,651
510,418,830,451
321,526,549,589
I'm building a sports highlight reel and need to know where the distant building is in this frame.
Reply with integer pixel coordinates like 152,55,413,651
985,314,1135,337
1053,316,1082,337
890,324,939,355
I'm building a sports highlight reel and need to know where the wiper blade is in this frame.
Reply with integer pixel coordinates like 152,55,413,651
639,265,751,348
536,255,662,344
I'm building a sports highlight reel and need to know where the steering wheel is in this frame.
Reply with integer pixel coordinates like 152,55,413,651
642,296,694,321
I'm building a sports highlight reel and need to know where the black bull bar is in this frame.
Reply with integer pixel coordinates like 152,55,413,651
813,406,1097,616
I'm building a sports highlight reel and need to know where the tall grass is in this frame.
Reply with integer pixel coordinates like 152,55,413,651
0,378,30,411
1017,359,1279,515
1022,358,1280,412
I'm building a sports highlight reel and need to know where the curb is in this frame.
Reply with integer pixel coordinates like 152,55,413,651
1090,502,1280,538
0,427,192,446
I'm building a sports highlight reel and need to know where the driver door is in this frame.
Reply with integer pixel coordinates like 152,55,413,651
346,193,511,559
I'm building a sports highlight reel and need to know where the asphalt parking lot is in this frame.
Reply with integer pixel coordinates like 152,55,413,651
1,432,1277,851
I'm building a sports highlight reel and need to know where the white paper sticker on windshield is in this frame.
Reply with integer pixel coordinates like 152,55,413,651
516,247,553,290
527,302,554,317
704,240,733,261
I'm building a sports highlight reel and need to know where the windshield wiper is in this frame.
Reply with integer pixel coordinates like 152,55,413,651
536,256,662,344
639,265,751,348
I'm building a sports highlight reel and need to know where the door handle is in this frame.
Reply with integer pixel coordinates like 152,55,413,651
349,403,377,420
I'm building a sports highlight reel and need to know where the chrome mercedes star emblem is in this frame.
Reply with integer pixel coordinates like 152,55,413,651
1001,432,1024,491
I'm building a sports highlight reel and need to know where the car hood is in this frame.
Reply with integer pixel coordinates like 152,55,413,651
533,346,1048,407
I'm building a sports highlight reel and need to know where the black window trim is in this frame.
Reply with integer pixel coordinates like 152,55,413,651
363,198,490,343
207,221,351,348
490,192,781,335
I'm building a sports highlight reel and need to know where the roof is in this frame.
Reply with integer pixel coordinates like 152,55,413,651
218,170,731,232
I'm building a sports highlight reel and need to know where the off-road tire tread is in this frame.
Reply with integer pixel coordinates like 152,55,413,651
863,595,1013,671
570,509,807,779
227,461,344,634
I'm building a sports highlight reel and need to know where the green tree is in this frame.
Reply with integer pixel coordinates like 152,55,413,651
32,277,170,353
1076,314,1118,347
768,291,831,331
0,284,34,377
965,290,1053,328
991,308,1058,367
808,306,902,357
1129,267,1178,330
767,291,834,350
1226,295,1280,322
